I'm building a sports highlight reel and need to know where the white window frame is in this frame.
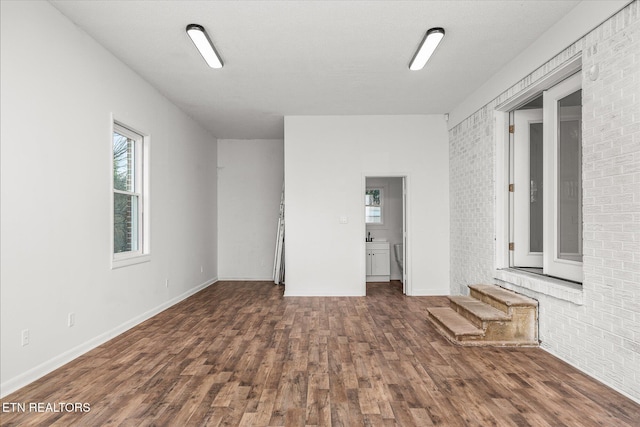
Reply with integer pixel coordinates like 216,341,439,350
493,55,584,304
365,187,385,225
111,119,150,269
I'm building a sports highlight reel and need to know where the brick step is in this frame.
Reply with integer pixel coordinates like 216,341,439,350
427,307,484,341
449,295,511,328
469,284,538,314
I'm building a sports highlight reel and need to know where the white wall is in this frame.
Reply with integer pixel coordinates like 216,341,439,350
448,1,639,401
218,139,284,280
448,0,631,129
0,1,217,397
366,177,403,281
284,115,449,296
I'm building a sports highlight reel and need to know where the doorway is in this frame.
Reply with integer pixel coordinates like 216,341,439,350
364,176,407,295
509,73,583,283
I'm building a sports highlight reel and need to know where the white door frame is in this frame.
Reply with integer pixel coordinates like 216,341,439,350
513,108,544,268
494,54,582,272
362,174,410,295
542,73,583,282
402,177,408,294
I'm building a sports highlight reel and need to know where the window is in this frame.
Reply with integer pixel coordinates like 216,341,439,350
510,72,582,283
365,188,383,224
112,122,148,265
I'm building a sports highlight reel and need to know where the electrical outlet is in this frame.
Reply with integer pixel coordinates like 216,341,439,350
21,329,29,346
68,312,75,327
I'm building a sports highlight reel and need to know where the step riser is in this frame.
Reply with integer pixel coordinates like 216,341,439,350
430,318,485,343
450,302,485,329
469,288,509,314
426,311,484,342
449,300,502,329
448,297,511,329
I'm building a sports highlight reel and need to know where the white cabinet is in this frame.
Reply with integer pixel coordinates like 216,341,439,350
366,242,390,282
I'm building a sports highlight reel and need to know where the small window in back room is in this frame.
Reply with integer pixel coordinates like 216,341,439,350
112,122,147,260
365,188,383,224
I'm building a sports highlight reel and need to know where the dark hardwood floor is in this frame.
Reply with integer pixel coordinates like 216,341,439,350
1,281,638,426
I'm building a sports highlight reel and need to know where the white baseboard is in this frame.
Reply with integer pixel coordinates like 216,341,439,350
409,289,449,296
217,276,275,281
0,277,217,398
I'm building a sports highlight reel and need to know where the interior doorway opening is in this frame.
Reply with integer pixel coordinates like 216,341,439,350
364,176,407,295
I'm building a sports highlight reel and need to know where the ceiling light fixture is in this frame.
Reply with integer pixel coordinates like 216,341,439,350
409,27,445,71
186,24,223,69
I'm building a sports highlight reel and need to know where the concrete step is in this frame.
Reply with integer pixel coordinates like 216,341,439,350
427,307,484,342
428,284,539,347
469,284,538,314
448,295,511,329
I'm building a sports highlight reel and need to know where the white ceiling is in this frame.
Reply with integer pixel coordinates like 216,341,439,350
49,0,581,139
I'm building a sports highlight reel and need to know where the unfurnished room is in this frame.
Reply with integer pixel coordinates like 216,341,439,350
1,0,639,425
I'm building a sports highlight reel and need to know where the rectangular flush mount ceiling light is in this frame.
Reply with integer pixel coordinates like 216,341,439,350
186,24,224,69
409,27,445,71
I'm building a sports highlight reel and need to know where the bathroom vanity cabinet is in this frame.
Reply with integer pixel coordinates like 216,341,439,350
366,241,390,282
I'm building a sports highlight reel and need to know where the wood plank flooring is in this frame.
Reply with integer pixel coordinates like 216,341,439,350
1,281,638,426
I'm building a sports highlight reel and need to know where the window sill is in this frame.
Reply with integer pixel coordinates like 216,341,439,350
112,253,151,269
494,268,583,305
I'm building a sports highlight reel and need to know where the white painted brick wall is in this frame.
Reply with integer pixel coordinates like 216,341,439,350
450,1,640,400
449,107,495,296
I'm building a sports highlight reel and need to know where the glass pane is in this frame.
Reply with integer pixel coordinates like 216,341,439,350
365,206,381,223
114,193,139,253
529,122,543,253
365,189,381,206
557,89,582,262
113,132,135,192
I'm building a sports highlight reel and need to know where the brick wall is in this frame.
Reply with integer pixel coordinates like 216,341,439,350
449,107,495,296
449,1,639,400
